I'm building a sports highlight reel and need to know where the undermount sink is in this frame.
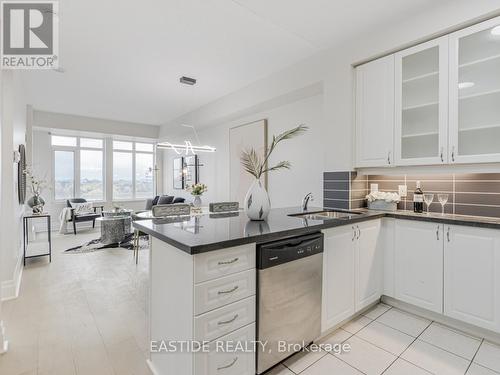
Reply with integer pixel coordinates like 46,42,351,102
289,210,362,220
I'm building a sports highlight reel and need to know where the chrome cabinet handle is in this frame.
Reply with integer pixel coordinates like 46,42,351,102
356,225,360,239
218,257,239,265
352,226,356,241
387,151,391,165
218,285,239,295
440,147,444,162
451,146,455,162
447,227,451,242
218,314,239,325
217,357,238,370
436,226,440,241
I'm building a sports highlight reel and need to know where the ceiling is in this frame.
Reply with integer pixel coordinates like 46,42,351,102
22,0,451,126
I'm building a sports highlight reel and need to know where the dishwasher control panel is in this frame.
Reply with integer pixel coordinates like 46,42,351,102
257,232,323,269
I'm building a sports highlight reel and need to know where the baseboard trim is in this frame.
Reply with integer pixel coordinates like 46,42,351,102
1,256,23,301
382,296,500,345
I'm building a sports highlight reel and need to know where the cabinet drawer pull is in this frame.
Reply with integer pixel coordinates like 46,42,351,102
217,357,238,371
436,226,440,241
352,226,356,241
218,285,239,295
357,225,361,239
447,227,451,242
440,147,444,162
217,314,239,325
387,151,391,165
451,146,455,162
218,257,239,266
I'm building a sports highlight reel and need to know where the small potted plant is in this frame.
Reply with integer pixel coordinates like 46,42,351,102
23,166,48,214
186,183,207,208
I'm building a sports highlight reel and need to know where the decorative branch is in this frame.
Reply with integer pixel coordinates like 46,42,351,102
240,124,308,180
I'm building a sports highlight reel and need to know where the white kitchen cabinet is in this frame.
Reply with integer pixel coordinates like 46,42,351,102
355,220,383,311
394,36,449,166
448,16,500,164
322,220,383,332
444,225,500,332
395,220,444,314
355,55,395,167
381,218,396,298
321,225,356,332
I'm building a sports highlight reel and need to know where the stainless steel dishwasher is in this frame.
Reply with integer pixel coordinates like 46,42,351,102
256,232,323,374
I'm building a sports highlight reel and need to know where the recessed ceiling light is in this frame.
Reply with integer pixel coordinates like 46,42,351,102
491,26,500,36
458,81,474,89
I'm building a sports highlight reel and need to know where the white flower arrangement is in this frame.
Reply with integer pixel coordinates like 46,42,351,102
366,191,401,203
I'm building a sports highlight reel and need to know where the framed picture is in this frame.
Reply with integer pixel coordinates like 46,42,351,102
173,157,184,189
229,119,268,206
184,155,199,186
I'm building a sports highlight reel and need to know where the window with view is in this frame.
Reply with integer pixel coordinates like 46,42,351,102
52,136,104,201
112,141,154,200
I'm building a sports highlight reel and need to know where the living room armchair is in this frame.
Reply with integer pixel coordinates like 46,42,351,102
66,198,104,235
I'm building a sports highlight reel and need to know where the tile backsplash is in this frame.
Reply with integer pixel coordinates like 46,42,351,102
324,171,500,218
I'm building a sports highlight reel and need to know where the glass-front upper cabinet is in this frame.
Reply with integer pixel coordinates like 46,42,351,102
394,36,449,166
449,16,500,164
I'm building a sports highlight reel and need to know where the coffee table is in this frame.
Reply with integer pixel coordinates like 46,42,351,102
97,215,132,245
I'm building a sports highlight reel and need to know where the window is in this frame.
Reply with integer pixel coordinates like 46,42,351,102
112,141,154,200
52,135,104,201
51,135,77,147
54,150,74,200
80,150,104,200
113,152,133,199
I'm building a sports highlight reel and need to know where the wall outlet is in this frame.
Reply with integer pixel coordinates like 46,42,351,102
398,185,407,197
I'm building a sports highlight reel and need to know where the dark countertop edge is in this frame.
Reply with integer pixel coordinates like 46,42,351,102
134,211,500,255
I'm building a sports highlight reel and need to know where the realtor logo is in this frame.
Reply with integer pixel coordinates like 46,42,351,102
1,1,59,69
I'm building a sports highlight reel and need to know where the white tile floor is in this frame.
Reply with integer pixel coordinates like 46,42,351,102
0,229,151,375
274,303,500,375
3,230,500,375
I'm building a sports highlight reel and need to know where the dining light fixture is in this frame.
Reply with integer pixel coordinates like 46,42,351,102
156,141,216,154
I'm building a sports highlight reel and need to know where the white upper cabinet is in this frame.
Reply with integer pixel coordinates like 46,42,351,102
444,225,500,333
394,37,449,166
355,55,395,167
449,16,500,164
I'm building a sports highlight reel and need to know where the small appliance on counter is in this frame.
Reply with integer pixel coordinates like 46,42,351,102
256,232,323,374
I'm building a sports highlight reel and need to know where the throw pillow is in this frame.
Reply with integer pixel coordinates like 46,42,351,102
70,202,94,214
157,195,174,205
172,197,185,203
152,195,160,206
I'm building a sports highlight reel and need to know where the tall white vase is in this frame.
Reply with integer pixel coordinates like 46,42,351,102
244,179,270,221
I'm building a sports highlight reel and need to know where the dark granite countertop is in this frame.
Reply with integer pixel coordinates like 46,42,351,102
133,206,500,254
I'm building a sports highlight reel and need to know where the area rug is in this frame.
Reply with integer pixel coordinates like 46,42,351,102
65,233,149,253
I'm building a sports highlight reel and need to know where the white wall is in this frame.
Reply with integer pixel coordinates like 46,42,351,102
163,92,324,208
0,70,28,302
160,1,500,195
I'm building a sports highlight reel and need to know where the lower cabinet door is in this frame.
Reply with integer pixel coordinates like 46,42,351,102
321,226,355,332
355,220,382,311
395,220,444,314
195,323,255,375
444,225,500,333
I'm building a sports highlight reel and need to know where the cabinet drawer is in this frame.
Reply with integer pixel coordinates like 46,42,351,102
195,270,256,315
195,244,256,283
195,323,255,375
194,296,256,342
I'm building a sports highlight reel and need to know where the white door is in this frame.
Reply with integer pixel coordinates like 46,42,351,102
394,36,449,166
395,220,444,314
321,226,356,333
448,16,500,164
355,220,383,311
355,55,395,167
444,225,500,332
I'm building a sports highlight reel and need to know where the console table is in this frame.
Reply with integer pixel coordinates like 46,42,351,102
23,213,52,266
